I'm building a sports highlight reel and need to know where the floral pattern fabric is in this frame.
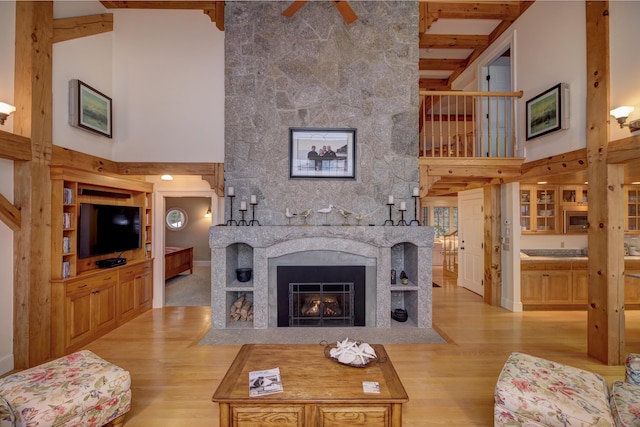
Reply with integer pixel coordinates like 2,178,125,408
0,350,131,427
626,354,640,388
610,380,640,427
494,352,615,427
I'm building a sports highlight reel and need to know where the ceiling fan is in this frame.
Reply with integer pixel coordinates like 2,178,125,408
282,1,358,25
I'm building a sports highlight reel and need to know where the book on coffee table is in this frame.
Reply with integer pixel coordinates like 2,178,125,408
249,367,283,397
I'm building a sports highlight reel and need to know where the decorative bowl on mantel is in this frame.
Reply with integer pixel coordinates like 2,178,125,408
236,268,252,282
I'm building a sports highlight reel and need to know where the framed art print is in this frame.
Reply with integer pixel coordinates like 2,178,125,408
69,79,112,138
526,83,568,140
289,128,356,179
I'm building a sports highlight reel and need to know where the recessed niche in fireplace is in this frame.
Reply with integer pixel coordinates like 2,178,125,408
277,266,365,327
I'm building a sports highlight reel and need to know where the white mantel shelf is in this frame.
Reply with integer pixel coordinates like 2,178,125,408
210,226,435,330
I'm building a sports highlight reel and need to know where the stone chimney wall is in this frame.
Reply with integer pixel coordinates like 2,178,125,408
224,1,419,226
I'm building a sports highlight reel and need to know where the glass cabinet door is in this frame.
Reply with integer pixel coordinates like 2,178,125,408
535,188,556,232
629,190,640,232
520,188,532,231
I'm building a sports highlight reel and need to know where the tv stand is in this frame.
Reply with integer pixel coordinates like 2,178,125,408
97,258,127,268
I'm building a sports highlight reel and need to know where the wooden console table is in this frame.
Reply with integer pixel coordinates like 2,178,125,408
212,344,408,427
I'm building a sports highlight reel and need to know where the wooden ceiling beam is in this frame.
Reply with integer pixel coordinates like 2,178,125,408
519,148,588,182
607,133,640,164
0,194,21,232
0,130,31,161
419,58,467,71
419,33,489,50
117,162,222,176
419,78,450,91
100,1,215,10
53,13,113,43
424,2,522,30
419,158,524,178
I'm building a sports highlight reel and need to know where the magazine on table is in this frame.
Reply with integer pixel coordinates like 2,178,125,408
249,367,283,397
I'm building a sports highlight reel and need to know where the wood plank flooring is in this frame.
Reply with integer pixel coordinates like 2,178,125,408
85,267,640,426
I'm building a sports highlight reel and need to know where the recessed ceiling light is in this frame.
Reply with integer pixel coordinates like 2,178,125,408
632,182,640,185
537,181,547,185
161,174,173,181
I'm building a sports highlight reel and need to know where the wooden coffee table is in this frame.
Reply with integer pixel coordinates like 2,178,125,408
212,344,409,427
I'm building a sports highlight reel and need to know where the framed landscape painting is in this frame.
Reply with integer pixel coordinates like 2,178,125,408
69,79,112,138
289,128,356,179
526,83,566,140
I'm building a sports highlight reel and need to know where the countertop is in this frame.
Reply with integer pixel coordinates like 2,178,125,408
520,252,640,262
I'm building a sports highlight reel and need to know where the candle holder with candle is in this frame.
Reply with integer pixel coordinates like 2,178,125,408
225,187,238,226
397,201,408,226
238,200,248,226
383,195,395,226
249,195,261,226
410,188,420,226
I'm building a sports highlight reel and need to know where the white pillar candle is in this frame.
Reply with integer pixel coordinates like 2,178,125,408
240,201,247,210
413,187,419,197
250,195,257,204
400,201,406,210
227,186,234,196
388,195,394,204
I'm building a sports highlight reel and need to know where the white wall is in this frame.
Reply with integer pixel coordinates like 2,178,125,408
111,9,225,162
0,1,16,375
610,1,640,142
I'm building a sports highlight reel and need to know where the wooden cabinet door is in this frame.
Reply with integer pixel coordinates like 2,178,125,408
66,288,93,348
572,271,589,304
521,271,544,303
137,269,153,309
625,273,640,304
93,281,117,333
544,271,572,303
119,277,136,321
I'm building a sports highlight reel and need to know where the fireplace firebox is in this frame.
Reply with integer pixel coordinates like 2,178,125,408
289,283,353,326
277,266,365,327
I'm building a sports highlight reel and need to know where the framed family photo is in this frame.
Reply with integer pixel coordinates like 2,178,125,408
526,83,568,140
69,79,112,138
289,128,356,179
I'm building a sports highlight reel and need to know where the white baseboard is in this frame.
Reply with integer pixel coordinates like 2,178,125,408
0,352,14,375
501,298,523,313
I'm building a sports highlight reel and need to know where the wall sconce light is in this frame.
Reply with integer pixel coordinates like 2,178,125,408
204,209,212,219
610,106,640,132
160,174,174,181
0,102,16,125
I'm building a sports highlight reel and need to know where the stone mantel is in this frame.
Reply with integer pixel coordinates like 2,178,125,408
210,225,435,331
209,226,435,250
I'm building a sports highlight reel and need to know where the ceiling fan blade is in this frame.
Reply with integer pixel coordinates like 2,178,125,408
282,0,307,18
333,1,357,24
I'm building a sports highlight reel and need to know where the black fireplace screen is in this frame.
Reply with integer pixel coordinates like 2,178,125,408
289,283,354,327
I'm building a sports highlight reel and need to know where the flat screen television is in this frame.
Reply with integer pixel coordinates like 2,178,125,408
78,203,142,259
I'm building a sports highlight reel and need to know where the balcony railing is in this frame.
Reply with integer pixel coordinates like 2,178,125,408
419,90,523,159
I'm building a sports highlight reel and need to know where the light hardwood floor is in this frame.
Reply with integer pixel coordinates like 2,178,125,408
85,267,640,426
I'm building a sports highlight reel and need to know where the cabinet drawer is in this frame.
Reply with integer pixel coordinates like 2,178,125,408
65,272,117,294
119,263,150,282
231,405,304,427
318,405,390,427
521,262,547,271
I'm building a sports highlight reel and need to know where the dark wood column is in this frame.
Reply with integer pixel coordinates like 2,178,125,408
13,1,54,368
586,0,626,365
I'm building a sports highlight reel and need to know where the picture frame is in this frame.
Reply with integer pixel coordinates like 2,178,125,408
289,128,356,179
526,83,568,140
69,79,112,138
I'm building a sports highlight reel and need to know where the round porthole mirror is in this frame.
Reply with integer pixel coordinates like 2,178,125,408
166,207,188,231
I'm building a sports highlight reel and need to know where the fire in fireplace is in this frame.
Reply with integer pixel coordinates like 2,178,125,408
289,283,353,326
277,266,366,327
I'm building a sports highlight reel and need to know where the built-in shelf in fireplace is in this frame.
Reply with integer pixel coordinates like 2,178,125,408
277,266,366,327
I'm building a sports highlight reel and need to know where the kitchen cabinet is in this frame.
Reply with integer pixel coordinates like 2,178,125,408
520,186,559,234
522,260,640,309
560,185,588,206
626,189,640,233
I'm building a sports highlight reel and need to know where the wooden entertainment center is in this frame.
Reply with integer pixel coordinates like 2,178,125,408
50,167,154,357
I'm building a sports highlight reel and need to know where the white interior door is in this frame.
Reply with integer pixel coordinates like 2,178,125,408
458,189,484,296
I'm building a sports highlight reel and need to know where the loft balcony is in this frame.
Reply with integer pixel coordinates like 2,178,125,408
418,90,526,196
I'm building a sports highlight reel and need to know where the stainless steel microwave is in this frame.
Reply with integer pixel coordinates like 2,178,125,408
564,209,588,233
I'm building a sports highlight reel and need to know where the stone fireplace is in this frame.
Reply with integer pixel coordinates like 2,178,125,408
211,2,431,331
210,226,434,330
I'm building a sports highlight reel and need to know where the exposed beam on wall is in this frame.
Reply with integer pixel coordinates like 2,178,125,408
0,195,21,232
53,13,113,43
585,0,625,365
0,129,31,161
13,1,54,368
